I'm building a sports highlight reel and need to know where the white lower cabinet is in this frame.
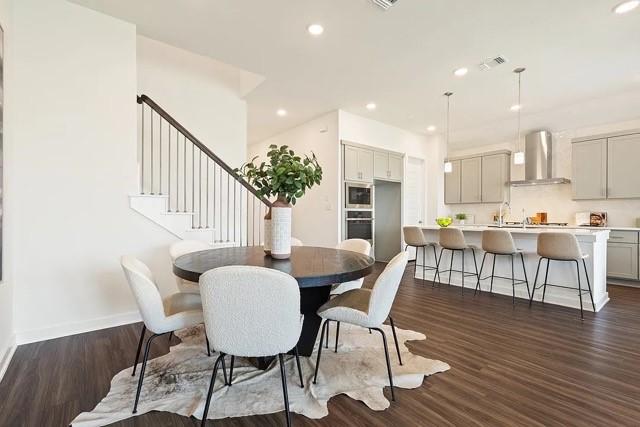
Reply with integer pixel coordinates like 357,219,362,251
607,242,639,280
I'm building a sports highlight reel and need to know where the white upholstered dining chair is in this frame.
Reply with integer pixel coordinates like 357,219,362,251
290,237,304,247
121,256,206,414
169,240,211,294
199,266,304,427
313,251,408,402
331,239,372,295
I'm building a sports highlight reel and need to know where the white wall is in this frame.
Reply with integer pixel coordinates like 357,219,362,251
0,0,15,378
249,112,340,247
137,35,262,168
446,118,640,227
7,0,181,344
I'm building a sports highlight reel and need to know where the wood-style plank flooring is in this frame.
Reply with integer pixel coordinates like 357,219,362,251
1,262,639,426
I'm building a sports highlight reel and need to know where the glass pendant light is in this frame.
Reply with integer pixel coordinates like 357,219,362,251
513,68,526,165
444,92,454,173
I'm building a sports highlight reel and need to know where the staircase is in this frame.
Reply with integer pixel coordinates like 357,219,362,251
130,95,271,246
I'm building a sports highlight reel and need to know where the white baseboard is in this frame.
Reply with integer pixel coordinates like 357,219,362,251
0,335,17,384
15,310,142,346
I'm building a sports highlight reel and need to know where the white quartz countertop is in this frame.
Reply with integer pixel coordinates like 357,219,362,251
419,224,610,237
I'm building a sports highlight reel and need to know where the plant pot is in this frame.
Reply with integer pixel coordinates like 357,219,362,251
458,219,466,225
270,195,292,259
263,207,272,255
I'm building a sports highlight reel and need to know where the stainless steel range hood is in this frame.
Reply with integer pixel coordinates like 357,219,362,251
509,130,571,186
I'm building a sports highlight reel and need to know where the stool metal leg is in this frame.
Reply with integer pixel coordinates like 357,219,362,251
490,253,497,294
511,254,516,304
575,260,584,319
432,245,441,283
529,257,543,306
461,249,465,294
434,247,444,287
447,249,454,286
520,252,531,298
422,245,427,283
475,252,487,295
471,248,479,290
542,258,550,304
582,259,596,312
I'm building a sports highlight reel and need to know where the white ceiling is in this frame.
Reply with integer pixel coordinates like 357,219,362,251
72,0,640,148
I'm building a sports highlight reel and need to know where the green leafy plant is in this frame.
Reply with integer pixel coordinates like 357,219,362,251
455,213,467,220
235,144,323,205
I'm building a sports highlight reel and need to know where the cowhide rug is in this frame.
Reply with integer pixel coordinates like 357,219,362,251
71,323,449,426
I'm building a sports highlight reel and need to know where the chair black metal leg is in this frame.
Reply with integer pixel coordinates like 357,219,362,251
475,252,487,295
313,320,328,384
220,354,228,386
334,321,341,353
583,259,596,312
542,259,550,304
490,253,497,294
228,355,235,386
529,257,543,306
511,254,516,304
576,260,584,320
388,317,403,366
432,245,441,283
372,327,395,401
471,248,479,287
201,352,225,427
521,252,531,298
132,324,146,376
168,331,174,345
325,320,330,349
205,333,211,357
294,346,304,388
278,354,292,427
133,333,164,414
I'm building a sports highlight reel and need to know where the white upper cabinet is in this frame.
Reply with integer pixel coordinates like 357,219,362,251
481,153,510,203
445,160,461,204
388,154,403,181
460,157,482,203
344,145,374,183
572,138,607,200
607,134,640,199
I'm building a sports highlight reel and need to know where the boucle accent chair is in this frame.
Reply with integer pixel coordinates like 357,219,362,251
313,251,409,402
529,232,595,319
121,256,206,414
199,266,304,427
169,240,211,294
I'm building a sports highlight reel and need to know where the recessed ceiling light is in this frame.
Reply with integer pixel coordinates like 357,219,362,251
453,67,468,77
427,125,437,132
613,0,639,14
366,103,377,111
307,24,324,35
510,104,522,112
276,109,287,117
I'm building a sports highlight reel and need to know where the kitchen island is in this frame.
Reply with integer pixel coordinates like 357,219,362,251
415,225,610,312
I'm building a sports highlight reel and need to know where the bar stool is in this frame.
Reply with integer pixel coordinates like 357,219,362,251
529,232,595,319
474,229,530,304
402,226,439,283
436,228,479,294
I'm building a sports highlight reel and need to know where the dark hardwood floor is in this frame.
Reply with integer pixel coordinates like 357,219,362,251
1,262,639,426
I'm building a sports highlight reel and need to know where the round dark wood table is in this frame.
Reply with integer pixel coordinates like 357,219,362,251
173,246,375,362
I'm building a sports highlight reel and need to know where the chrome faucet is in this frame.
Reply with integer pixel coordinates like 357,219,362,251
522,208,527,229
498,201,510,227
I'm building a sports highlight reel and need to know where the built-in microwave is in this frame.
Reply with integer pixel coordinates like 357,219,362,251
345,182,373,209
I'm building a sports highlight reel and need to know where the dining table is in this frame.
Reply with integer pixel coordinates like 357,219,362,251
173,245,375,368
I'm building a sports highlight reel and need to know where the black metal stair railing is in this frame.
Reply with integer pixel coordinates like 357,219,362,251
136,94,271,246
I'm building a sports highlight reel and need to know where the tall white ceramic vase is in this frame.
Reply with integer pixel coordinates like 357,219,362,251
270,195,292,259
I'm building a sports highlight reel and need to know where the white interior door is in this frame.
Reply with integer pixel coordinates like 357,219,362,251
405,157,425,226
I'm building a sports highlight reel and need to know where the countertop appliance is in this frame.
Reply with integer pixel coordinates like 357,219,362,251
576,211,607,227
345,182,373,209
344,210,374,247
509,130,571,186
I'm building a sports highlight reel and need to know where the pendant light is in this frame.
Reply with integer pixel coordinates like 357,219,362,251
443,91,454,173
513,67,526,165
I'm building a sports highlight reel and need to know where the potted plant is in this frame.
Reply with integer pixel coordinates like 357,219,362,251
236,144,323,259
455,213,467,225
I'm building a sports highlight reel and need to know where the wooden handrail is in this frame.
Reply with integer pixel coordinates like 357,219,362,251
137,95,272,208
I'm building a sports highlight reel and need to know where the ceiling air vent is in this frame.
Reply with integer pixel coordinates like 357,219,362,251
371,0,399,10
478,56,508,71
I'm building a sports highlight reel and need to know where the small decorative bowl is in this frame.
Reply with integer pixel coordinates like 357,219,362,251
436,217,453,228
